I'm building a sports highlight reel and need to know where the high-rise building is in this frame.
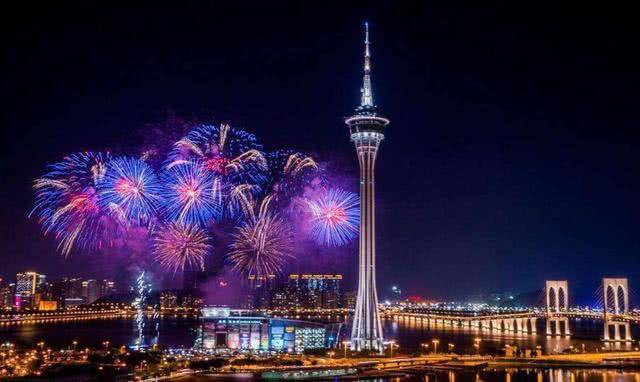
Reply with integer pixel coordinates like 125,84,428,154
100,279,116,297
0,278,12,310
345,23,389,351
246,275,276,309
82,279,101,304
51,277,84,308
280,274,343,310
14,271,45,309
286,274,302,309
343,291,357,310
160,290,179,310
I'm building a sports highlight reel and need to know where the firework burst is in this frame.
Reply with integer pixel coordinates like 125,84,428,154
229,198,293,278
160,162,220,226
30,152,123,256
307,188,360,247
167,124,267,217
154,222,211,273
99,157,162,226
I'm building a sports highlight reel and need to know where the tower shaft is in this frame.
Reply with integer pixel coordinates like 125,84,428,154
346,22,389,353
350,136,384,351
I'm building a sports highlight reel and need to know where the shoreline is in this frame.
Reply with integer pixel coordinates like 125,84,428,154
186,353,640,381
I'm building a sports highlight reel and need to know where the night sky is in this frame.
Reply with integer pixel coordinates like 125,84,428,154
2,2,639,301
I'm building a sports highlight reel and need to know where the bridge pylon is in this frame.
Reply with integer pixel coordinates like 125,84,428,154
545,280,570,336
602,278,632,342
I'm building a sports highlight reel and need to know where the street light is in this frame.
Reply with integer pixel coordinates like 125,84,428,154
474,338,481,354
72,340,78,352
342,341,351,358
388,341,399,358
432,339,440,354
448,343,455,353
420,343,429,355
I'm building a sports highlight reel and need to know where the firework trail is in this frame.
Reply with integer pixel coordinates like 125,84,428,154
154,221,211,273
98,157,162,226
132,271,151,349
307,188,360,247
160,161,221,226
228,197,293,278
167,124,267,217
266,150,321,205
30,152,124,256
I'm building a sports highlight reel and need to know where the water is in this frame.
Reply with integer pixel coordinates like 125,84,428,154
0,316,199,349
0,315,638,354
2,316,640,380
181,369,640,382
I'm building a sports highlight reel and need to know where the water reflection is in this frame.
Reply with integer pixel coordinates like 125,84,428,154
182,370,640,382
416,370,640,382
1,314,638,356
386,316,637,354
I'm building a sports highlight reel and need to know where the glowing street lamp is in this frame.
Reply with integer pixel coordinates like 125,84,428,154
388,340,399,357
420,343,429,355
72,340,78,352
342,341,351,358
432,339,440,354
448,343,455,353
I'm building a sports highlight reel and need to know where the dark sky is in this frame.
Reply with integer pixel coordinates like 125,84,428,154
1,2,639,300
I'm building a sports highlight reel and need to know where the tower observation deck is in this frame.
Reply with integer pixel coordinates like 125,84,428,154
346,22,389,352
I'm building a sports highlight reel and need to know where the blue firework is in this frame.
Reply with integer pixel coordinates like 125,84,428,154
160,161,221,226
98,156,162,226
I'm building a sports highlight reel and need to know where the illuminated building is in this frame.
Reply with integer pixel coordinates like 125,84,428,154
14,271,45,309
199,307,331,353
180,293,203,310
278,274,342,309
38,300,58,311
343,291,356,309
345,23,388,351
0,279,12,309
300,274,341,309
160,290,179,310
81,279,101,304
245,274,276,309
100,279,116,296
51,277,83,307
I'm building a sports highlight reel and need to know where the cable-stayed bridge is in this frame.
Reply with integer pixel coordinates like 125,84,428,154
385,278,636,343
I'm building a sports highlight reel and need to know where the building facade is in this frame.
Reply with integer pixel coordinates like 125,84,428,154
14,271,46,309
199,307,331,353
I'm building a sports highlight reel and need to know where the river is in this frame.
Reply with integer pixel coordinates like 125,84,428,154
1,316,638,354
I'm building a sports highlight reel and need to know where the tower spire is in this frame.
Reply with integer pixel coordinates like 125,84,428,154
361,22,374,108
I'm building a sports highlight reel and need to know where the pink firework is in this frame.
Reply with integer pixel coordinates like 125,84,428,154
307,188,359,247
154,222,212,273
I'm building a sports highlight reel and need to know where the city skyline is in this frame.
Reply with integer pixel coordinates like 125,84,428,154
2,3,639,300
